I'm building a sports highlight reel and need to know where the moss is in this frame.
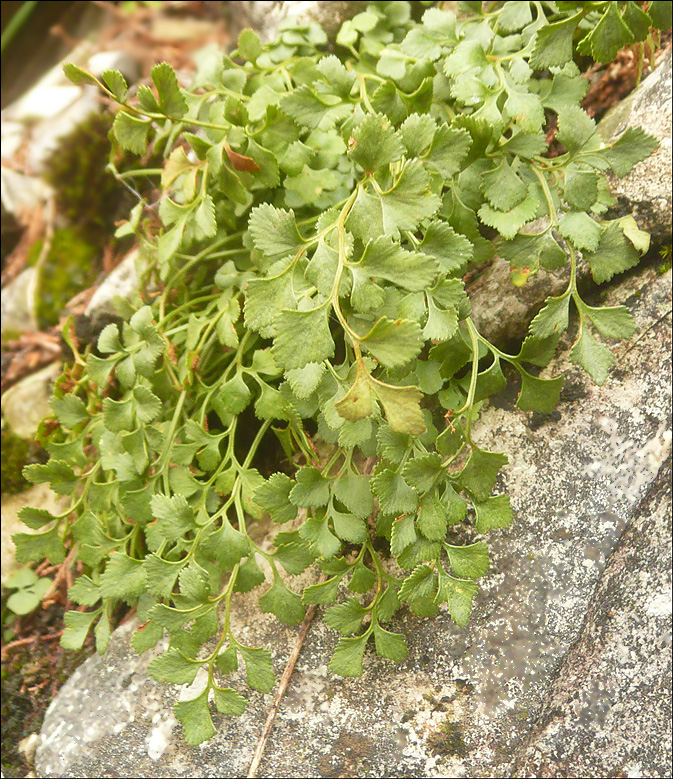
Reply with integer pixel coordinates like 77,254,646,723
41,110,159,249
511,707,530,722
1,203,22,268
427,719,468,758
323,684,337,700
42,112,122,242
0,422,43,495
317,732,375,778
657,259,672,275
26,227,98,329
455,679,475,695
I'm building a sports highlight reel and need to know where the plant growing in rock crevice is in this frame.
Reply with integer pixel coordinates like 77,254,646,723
16,1,666,745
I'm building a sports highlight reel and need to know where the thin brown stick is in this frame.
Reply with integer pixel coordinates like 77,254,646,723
39,631,64,642
246,598,321,778
1,636,38,658
119,605,138,625
41,546,78,608
620,308,672,358
27,197,55,328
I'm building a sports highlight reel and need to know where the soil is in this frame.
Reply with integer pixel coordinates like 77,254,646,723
1,596,96,778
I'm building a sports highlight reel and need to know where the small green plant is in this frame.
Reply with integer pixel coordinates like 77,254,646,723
657,244,672,274
3,568,52,617
16,1,667,747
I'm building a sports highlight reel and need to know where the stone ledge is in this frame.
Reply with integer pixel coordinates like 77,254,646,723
35,263,672,778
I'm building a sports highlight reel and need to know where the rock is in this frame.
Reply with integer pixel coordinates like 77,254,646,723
84,248,141,325
18,733,41,767
468,254,568,351
5,85,83,125
598,49,673,245
0,362,61,438
0,167,52,217
512,458,672,778
2,41,94,125
35,264,672,778
225,1,370,42
1,120,25,159
88,50,139,84
1,484,66,585
0,267,38,337
1,39,104,173
26,90,100,174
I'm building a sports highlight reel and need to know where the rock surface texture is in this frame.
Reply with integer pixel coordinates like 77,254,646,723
598,49,673,246
512,458,672,779
1,362,61,439
36,261,672,778
225,1,370,41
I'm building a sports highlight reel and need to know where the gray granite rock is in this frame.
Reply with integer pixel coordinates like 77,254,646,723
0,267,38,337
598,49,673,246
0,167,52,219
467,250,569,351
88,50,139,84
35,262,672,778
0,362,61,439
225,1,370,42
512,458,672,779
84,248,141,325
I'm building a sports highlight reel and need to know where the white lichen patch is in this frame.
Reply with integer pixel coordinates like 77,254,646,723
644,587,673,617
146,715,176,761
583,418,669,502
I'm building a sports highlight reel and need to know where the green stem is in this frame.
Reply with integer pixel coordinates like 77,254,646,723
114,168,164,180
1,0,37,53
205,562,240,680
123,101,232,133
330,187,361,342
533,166,559,228
357,74,376,114
453,319,480,440
567,242,578,295
322,448,344,477
240,420,272,471
159,391,188,483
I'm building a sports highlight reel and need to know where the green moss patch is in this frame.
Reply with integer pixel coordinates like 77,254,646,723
26,227,98,329
0,423,44,496
427,719,468,758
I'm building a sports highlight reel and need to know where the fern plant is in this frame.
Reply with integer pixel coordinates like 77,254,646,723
16,1,667,746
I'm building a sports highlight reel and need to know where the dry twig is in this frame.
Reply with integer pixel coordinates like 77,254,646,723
247,597,322,778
